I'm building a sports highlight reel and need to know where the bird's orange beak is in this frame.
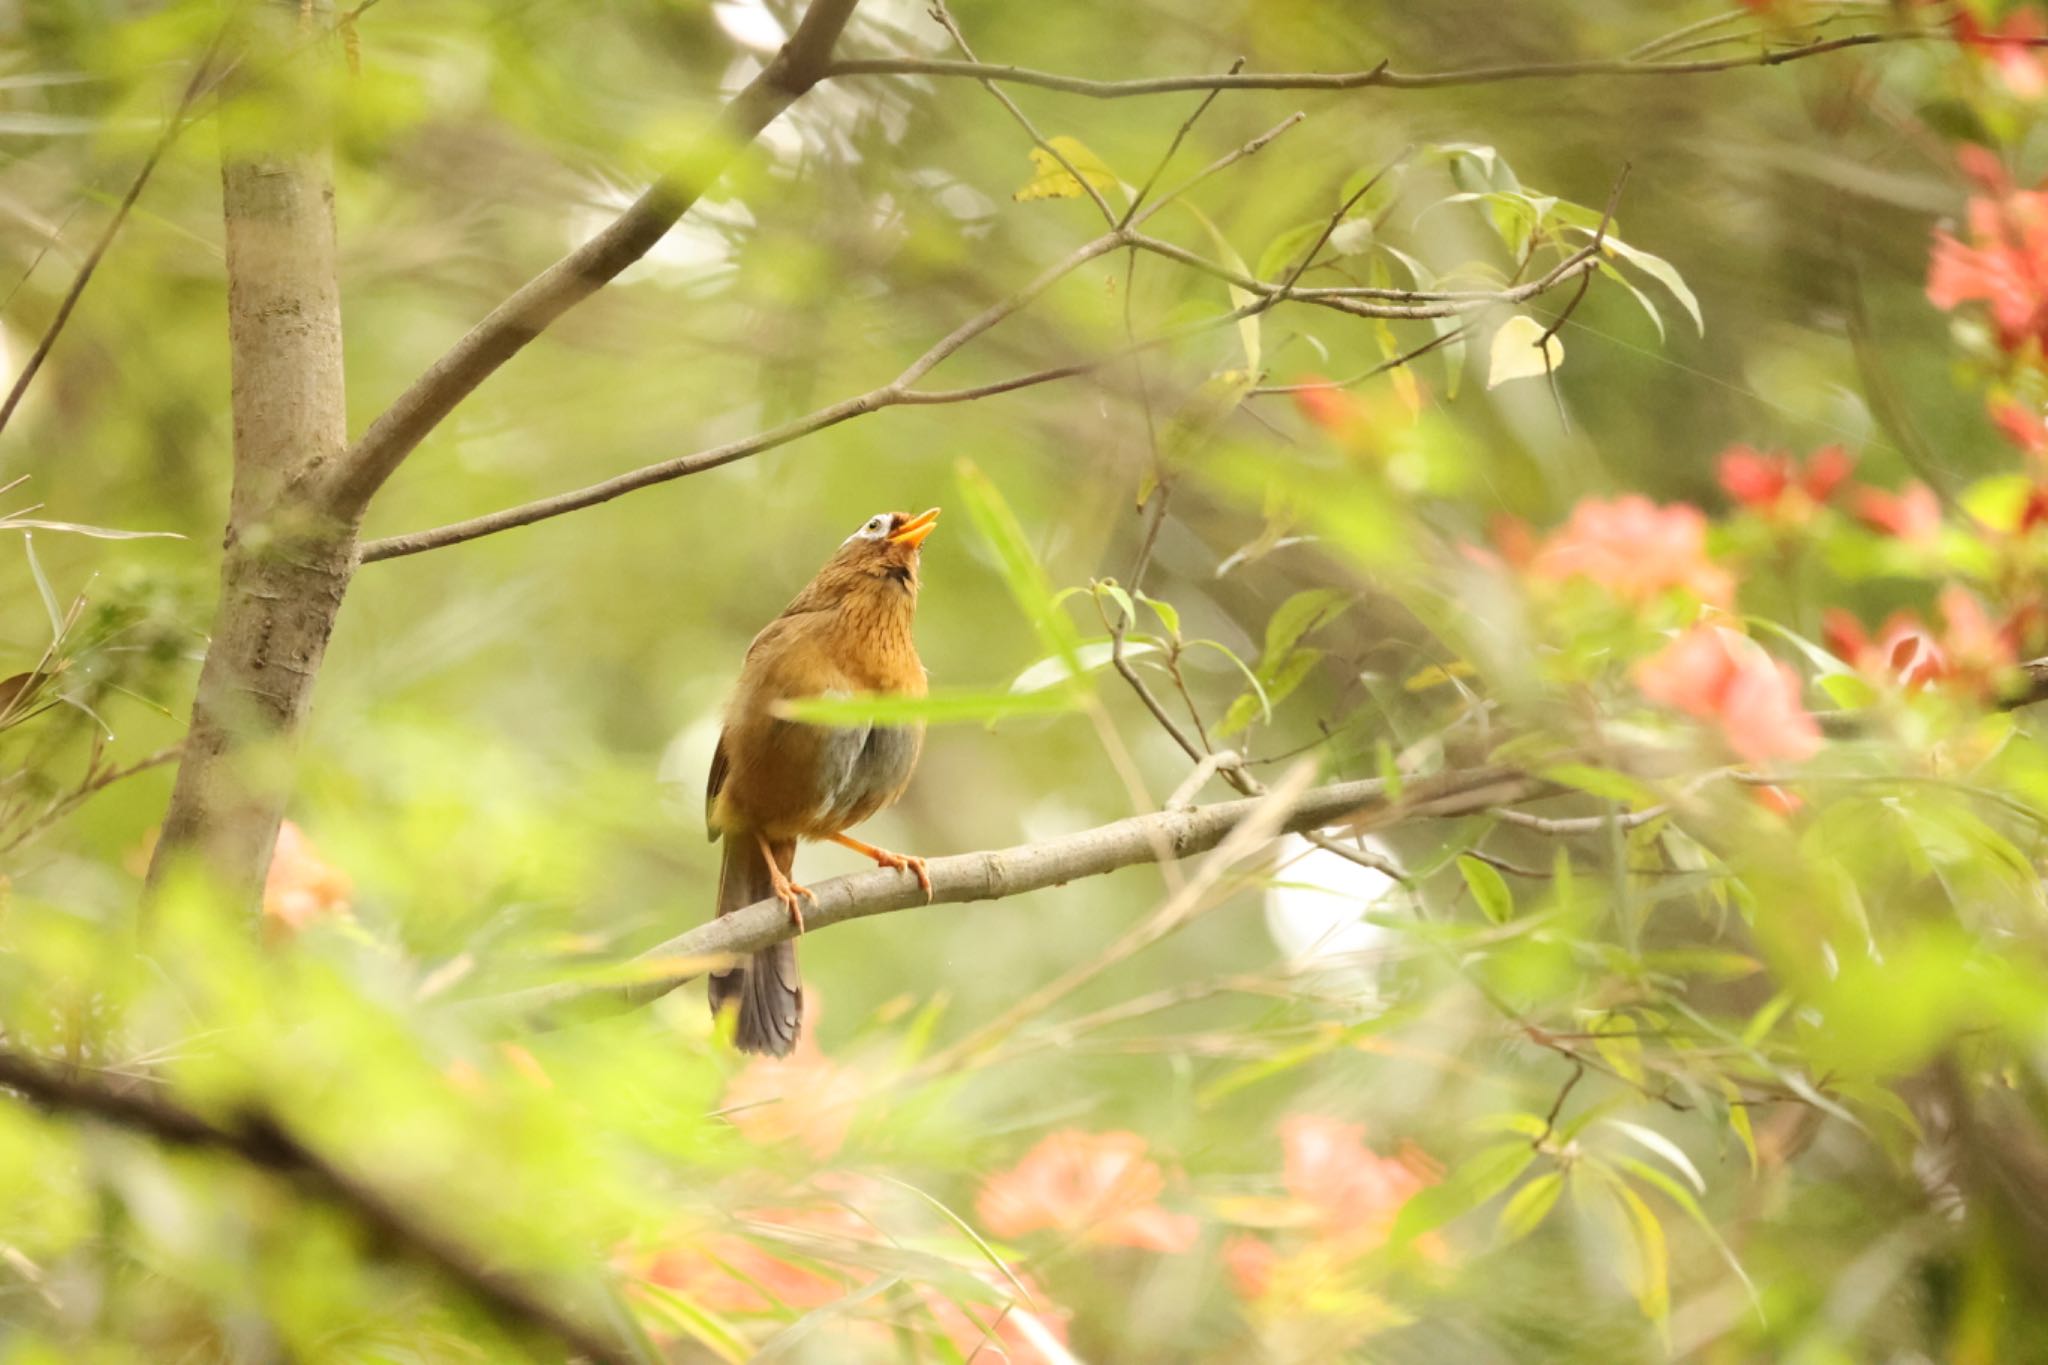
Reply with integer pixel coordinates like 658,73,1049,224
889,507,941,549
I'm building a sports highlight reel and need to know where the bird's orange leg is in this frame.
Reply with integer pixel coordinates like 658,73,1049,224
830,832,934,901
756,831,818,933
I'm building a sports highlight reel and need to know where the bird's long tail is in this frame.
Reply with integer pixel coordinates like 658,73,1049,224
708,835,802,1057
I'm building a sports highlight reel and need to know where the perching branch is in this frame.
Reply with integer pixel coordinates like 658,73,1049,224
820,27,2031,99
323,0,866,516
0,1047,630,1365
489,764,1554,1023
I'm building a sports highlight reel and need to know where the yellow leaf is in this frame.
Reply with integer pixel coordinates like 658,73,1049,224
1486,314,1564,388
1012,135,1120,203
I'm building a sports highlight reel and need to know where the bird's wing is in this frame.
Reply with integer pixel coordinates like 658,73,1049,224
705,730,730,842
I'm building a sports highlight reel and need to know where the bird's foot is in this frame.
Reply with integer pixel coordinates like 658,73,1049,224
767,869,818,933
830,833,934,902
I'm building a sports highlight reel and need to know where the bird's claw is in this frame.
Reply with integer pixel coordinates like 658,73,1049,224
771,879,818,934
873,849,933,902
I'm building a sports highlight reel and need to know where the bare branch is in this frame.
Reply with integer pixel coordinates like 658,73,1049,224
485,764,1555,1024
0,1048,630,1364
821,27,2006,100
0,742,183,857
1117,58,1244,229
359,155,1609,564
325,0,866,517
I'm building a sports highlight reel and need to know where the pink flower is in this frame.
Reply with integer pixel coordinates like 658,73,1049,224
1224,1234,1279,1299
1954,10,2048,99
1527,495,1734,607
977,1130,1199,1253
1929,185,2048,351
1851,482,1944,543
1718,444,1854,518
915,1270,1071,1363
721,1028,867,1161
1279,1114,1433,1235
1826,587,2019,699
262,820,352,935
1991,399,2048,462
1637,626,1822,765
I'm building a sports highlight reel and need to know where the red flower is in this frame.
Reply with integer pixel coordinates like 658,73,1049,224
1528,495,1734,607
262,820,352,935
1637,626,1822,765
1717,443,1854,518
1852,482,1944,543
1293,382,1364,436
2023,485,2048,532
1928,184,2048,352
1991,398,2048,461
977,1130,1199,1252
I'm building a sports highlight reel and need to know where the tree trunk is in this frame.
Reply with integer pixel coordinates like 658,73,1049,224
145,22,352,913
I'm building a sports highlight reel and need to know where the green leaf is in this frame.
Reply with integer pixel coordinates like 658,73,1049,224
1496,1169,1564,1244
1262,588,1350,666
1095,581,1135,629
22,534,62,643
1593,233,1703,335
0,517,184,540
1181,203,1262,370
1256,219,1329,283
1487,315,1563,388
1540,764,1662,807
1596,260,1665,343
1392,1141,1537,1244
1011,638,1158,693
1615,1179,1671,1322
1458,854,1514,923
956,460,1083,675
1601,1119,1704,1195
776,687,1081,726
1186,638,1270,724
1161,368,1259,456
1137,591,1181,640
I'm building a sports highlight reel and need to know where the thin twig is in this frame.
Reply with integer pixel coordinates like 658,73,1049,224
1248,322,1472,396
821,27,2012,99
0,743,183,857
0,36,229,442
1116,58,1244,229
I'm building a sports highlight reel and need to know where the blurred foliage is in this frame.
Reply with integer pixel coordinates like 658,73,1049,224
6,0,2048,1361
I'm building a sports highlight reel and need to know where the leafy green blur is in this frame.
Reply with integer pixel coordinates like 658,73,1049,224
4,0,2048,1360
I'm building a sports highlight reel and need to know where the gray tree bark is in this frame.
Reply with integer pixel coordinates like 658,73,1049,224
145,17,352,909
146,0,865,913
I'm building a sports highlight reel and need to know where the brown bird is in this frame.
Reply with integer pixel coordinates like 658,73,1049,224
705,507,940,1055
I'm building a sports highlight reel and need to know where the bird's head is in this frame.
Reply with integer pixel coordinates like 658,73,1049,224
812,507,940,601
